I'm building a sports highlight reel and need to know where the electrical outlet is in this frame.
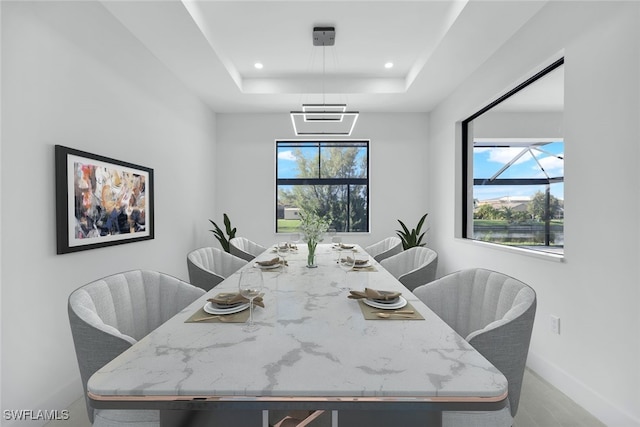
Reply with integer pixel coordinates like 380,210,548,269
550,315,561,335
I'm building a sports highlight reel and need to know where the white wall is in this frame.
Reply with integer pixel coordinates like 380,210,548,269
0,2,217,424
215,113,430,251
429,2,640,425
474,111,563,139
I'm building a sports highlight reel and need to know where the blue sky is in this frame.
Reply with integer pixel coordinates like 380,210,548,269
473,141,564,201
277,148,305,178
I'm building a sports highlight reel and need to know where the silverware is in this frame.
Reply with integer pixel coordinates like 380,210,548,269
376,312,415,319
192,315,229,322
373,310,414,314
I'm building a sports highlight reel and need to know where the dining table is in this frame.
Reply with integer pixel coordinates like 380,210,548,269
87,243,508,427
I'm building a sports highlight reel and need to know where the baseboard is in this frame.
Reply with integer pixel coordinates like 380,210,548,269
527,351,640,427
3,376,83,427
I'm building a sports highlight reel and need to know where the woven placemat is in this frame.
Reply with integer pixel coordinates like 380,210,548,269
351,265,378,272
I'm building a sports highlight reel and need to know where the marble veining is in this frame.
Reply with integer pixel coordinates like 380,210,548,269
89,244,507,401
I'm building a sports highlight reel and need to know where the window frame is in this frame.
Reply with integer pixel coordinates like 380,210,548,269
461,58,564,254
275,140,370,234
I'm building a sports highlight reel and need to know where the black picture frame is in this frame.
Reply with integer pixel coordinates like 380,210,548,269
55,145,154,254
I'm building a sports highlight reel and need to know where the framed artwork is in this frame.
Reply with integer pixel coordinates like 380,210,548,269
55,145,154,254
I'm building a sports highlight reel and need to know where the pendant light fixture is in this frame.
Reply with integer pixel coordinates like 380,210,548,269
290,27,359,136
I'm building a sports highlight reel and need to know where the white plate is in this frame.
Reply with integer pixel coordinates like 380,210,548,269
353,261,371,269
204,301,250,315
371,297,400,305
255,262,281,270
363,296,407,310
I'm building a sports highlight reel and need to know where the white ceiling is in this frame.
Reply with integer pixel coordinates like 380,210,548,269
100,0,553,114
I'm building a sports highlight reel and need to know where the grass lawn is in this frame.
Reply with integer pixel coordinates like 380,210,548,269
277,219,301,233
474,219,564,227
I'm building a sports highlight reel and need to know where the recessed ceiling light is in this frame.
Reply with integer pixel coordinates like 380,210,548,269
254,62,264,69
384,62,394,69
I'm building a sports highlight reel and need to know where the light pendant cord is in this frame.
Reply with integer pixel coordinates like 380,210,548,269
322,45,326,106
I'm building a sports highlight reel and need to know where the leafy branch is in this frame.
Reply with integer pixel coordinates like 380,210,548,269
209,213,236,253
396,213,428,250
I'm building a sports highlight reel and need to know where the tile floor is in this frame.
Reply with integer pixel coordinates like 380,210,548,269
46,369,605,427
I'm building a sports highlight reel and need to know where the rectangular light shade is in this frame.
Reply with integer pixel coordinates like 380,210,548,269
290,104,359,136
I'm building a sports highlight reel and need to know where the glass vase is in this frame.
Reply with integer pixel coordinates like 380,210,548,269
306,241,318,268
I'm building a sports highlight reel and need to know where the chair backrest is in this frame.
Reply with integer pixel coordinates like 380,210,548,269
187,247,247,291
364,236,403,262
413,268,536,418
229,237,267,261
68,270,205,422
379,246,438,291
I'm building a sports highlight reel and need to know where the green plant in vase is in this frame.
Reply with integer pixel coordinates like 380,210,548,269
299,211,330,267
396,213,428,250
208,213,236,253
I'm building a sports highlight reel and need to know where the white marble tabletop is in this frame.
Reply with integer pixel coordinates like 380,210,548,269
88,244,507,406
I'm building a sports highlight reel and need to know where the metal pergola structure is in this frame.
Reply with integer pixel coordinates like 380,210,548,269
472,140,564,247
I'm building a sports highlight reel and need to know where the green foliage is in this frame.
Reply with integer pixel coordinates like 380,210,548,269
474,204,499,220
396,213,428,250
298,210,330,245
208,213,236,253
528,191,563,221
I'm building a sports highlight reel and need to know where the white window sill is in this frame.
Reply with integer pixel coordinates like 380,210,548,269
459,238,565,262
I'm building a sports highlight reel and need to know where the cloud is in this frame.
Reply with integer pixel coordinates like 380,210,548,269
484,148,564,175
537,153,564,175
487,147,530,165
278,150,297,161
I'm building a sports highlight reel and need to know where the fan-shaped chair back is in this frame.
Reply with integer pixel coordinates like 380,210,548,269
413,268,536,426
68,270,205,425
187,247,247,291
364,236,403,262
229,237,267,261
379,246,438,291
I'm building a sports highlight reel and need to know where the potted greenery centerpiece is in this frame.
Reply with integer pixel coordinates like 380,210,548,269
208,213,236,253
299,210,330,267
396,213,428,250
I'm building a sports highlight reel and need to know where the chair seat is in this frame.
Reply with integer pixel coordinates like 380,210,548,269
187,247,247,291
229,237,267,261
364,237,402,262
413,268,536,426
379,246,438,291
68,270,205,426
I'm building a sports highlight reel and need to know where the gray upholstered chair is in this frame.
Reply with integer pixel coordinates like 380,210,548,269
68,270,205,427
187,247,247,291
413,268,537,427
229,237,267,261
364,236,403,262
379,246,438,291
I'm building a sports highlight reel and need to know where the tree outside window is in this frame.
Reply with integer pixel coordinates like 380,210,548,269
276,141,369,233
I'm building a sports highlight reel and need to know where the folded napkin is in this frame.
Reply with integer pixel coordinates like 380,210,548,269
208,292,265,308
341,256,368,266
256,257,282,266
348,288,401,301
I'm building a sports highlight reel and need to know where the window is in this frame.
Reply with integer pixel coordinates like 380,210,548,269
276,140,369,233
462,59,564,255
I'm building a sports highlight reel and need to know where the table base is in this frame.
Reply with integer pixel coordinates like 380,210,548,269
160,409,442,427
